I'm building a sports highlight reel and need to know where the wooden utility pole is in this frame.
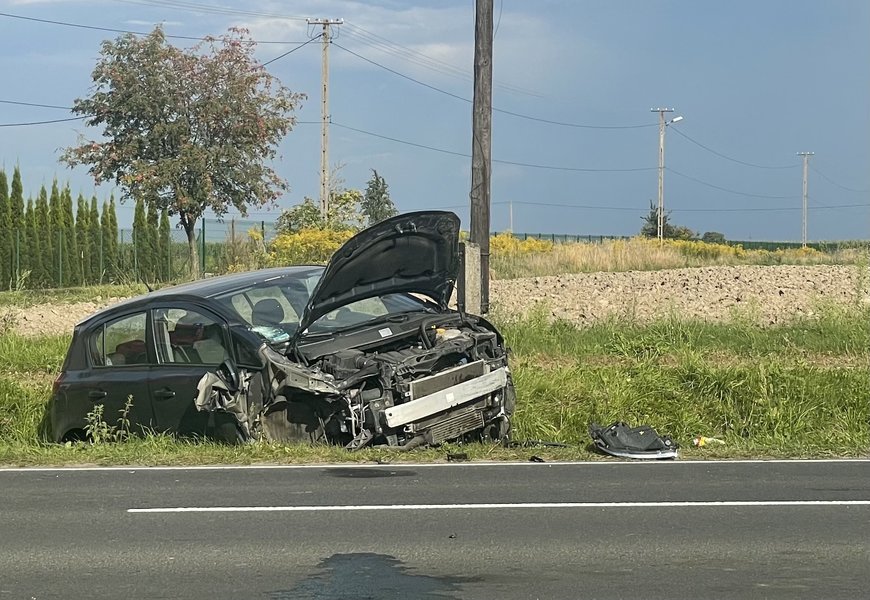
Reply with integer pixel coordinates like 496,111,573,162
470,0,493,313
308,18,343,222
798,151,814,248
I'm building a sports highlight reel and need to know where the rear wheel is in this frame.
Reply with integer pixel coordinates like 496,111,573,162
60,429,88,444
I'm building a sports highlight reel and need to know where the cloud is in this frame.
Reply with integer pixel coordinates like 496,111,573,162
228,0,583,98
124,19,183,27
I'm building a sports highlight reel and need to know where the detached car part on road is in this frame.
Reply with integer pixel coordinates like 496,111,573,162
47,211,515,450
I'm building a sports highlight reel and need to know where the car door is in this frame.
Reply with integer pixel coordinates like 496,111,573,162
148,304,237,439
61,310,156,437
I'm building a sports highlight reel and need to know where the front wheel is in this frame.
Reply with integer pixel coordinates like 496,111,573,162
479,381,516,444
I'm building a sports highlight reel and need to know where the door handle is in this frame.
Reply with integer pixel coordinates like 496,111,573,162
88,390,107,401
154,388,176,400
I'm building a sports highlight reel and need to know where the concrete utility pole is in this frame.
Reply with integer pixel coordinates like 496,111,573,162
797,151,814,248
308,18,343,221
509,200,513,233
651,108,676,244
470,0,493,313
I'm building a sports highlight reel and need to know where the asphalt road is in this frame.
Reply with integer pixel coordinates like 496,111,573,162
1,460,869,599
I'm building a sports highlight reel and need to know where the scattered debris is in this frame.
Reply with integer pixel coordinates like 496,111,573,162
692,436,725,447
446,452,469,462
588,421,678,460
529,455,546,463
508,440,569,448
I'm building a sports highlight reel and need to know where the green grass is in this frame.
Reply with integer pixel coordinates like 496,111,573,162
2,305,870,466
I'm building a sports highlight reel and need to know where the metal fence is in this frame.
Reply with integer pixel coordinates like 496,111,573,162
1,218,863,291
511,233,632,244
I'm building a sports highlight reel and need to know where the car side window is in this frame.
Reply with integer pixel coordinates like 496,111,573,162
91,312,149,367
226,285,301,326
152,307,230,366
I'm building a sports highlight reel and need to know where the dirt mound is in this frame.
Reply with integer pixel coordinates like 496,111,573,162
2,265,864,337
3,299,122,338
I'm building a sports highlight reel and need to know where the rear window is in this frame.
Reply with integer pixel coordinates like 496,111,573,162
91,312,148,367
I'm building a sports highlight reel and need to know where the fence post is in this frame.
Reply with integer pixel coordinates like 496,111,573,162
457,242,481,315
58,230,63,287
200,219,206,277
15,229,20,284
99,230,104,284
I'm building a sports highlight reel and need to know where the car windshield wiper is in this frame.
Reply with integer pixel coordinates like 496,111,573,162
298,330,336,341
352,311,419,329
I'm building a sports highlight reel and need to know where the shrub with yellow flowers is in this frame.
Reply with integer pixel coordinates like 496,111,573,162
266,228,355,266
664,238,747,260
489,232,554,256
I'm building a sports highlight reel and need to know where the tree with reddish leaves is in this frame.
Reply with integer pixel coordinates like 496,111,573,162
63,27,304,277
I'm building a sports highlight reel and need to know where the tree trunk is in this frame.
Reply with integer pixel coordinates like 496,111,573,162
183,220,199,279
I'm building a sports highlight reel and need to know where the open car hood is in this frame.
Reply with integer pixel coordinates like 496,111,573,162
296,211,461,335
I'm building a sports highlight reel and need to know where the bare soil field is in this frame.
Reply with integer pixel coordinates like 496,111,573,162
1,264,864,337
491,264,864,325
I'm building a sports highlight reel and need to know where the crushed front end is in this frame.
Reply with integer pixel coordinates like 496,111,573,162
196,313,514,450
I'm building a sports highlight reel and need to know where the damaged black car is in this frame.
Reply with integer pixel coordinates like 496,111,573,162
47,211,515,450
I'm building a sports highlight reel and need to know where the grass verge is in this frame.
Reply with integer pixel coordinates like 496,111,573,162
1,307,869,466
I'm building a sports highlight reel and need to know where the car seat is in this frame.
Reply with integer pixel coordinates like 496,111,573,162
193,324,229,364
114,339,147,364
252,298,285,327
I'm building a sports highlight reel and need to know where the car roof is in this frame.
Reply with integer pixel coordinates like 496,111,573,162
146,266,323,298
76,266,324,328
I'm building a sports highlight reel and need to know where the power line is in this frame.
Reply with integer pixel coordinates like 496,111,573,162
93,1,545,100
806,202,870,210
331,122,468,158
666,167,800,200
511,200,870,213
0,11,306,44
0,99,71,110
810,164,870,193
332,42,656,130
340,24,543,99
244,198,870,215
112,0,309,21
330,122,655,172
0,116,83,127
341,28,471,82
513,200,643,212
262,34,321,66
670,127,800,170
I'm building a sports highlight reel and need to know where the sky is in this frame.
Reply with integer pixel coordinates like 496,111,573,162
0,0,868,241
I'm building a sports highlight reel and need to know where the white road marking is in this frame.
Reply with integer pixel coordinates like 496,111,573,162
128,500,870,513
4,458,870,473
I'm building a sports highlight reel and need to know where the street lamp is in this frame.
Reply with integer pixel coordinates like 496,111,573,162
651,108,684,244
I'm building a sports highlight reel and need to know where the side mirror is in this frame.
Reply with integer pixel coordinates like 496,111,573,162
217,358,240,393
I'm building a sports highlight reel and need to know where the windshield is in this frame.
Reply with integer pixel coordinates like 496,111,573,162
215,271,431,344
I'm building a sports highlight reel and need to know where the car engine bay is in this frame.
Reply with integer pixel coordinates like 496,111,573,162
196,313,514,450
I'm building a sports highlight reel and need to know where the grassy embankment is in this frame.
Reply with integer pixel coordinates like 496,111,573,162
0,238,868,465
